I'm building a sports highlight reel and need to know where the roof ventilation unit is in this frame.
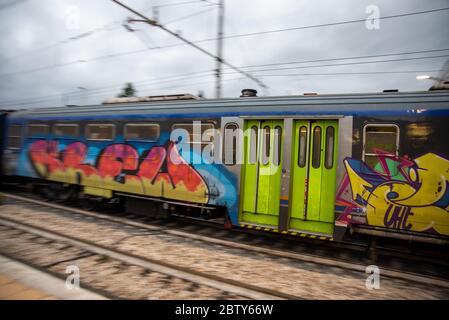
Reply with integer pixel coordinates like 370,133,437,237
240,89,258,97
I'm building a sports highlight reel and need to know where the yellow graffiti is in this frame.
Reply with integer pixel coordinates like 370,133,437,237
344,159,373,202
395,153,449,208
345,153,449,235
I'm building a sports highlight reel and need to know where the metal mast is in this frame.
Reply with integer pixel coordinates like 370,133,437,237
215,0,224,98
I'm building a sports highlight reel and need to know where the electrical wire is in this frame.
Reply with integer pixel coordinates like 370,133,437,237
2,6,447,75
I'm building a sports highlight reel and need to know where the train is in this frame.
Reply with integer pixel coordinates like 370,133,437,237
1,90,449,246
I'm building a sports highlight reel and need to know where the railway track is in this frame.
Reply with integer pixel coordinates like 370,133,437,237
2,190,449,280
0,214,291,300
1,191,449,299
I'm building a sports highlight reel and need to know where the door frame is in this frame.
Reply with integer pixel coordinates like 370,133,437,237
239,119,284,226
288,119,339,235
238,115,348,235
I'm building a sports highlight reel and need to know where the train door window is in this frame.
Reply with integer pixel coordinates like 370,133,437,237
172,122,215,150
223,123,238,165
363,124,399,173
27,124,49,137
261,126,270,165
125,123,160,141
325,126,335,169
311,126,321,168
53,124,79,137
7,125,22,149
273,126,282,165
298,126,308,167
86,124,115,141
249,125,258,164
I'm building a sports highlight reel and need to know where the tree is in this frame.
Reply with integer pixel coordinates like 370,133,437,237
118,82,137,97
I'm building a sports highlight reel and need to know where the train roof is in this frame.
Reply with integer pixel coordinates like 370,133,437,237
7,90,449,120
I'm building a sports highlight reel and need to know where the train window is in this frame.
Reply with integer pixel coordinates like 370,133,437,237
7,125,22,149
325,126,335,169
172,123,215,153
312,126,321,169
298,126,308,168
364,125,399,154
273,126,282,166
172,123,215,144
27,124,49,137
363,124,399,174
86,124,115,140
249,126,258,164
261,126,270,165
125,123,159,141
223,123,238,165
53,124,79,137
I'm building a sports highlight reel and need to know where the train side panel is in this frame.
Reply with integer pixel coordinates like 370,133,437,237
335,114,449,238
6,116,241,223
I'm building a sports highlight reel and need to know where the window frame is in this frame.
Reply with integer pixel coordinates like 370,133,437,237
223,122,238,165
273,125,282,166
362,123,400,161
297,125,308,168
311,125,322,169
124,123,160,142
324,126,335,169
27,124,50,137
261,125,271,165
249,125,259,165
53,123,80,138
7,125,23,149
171,122,215,145
85,123,116,141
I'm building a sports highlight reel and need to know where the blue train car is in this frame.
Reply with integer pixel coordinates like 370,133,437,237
3,90,449,244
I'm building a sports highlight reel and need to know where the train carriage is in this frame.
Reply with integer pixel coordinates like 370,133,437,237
1,90,449,245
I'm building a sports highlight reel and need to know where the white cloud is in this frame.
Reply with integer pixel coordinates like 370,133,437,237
0,0,448,108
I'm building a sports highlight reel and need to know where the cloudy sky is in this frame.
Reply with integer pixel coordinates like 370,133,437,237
0,0,448,109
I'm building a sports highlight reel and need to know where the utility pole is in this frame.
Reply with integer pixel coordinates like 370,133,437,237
111,0,267,95
215,0,224,98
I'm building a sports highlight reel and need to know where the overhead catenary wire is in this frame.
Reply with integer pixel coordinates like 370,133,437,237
1,48,448,104
3,6,447,77
0,68,441,107
255,70,442,77
227,48,449,70
200,6,449,42
152,0,204,8
1,48,447,79
1,4,448,106
220,54,449,75
164,7,215,24
1,47,447,104
0,21,123,63
0,2,202,63
0,74,246,108
110,0,268,91
0,1,209,63
0,70,217,106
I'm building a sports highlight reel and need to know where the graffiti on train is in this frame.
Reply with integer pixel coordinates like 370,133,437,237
28,140,209,203
336,150,449,235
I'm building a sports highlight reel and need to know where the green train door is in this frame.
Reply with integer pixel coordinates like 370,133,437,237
241,120,283,226
289,120,338,235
